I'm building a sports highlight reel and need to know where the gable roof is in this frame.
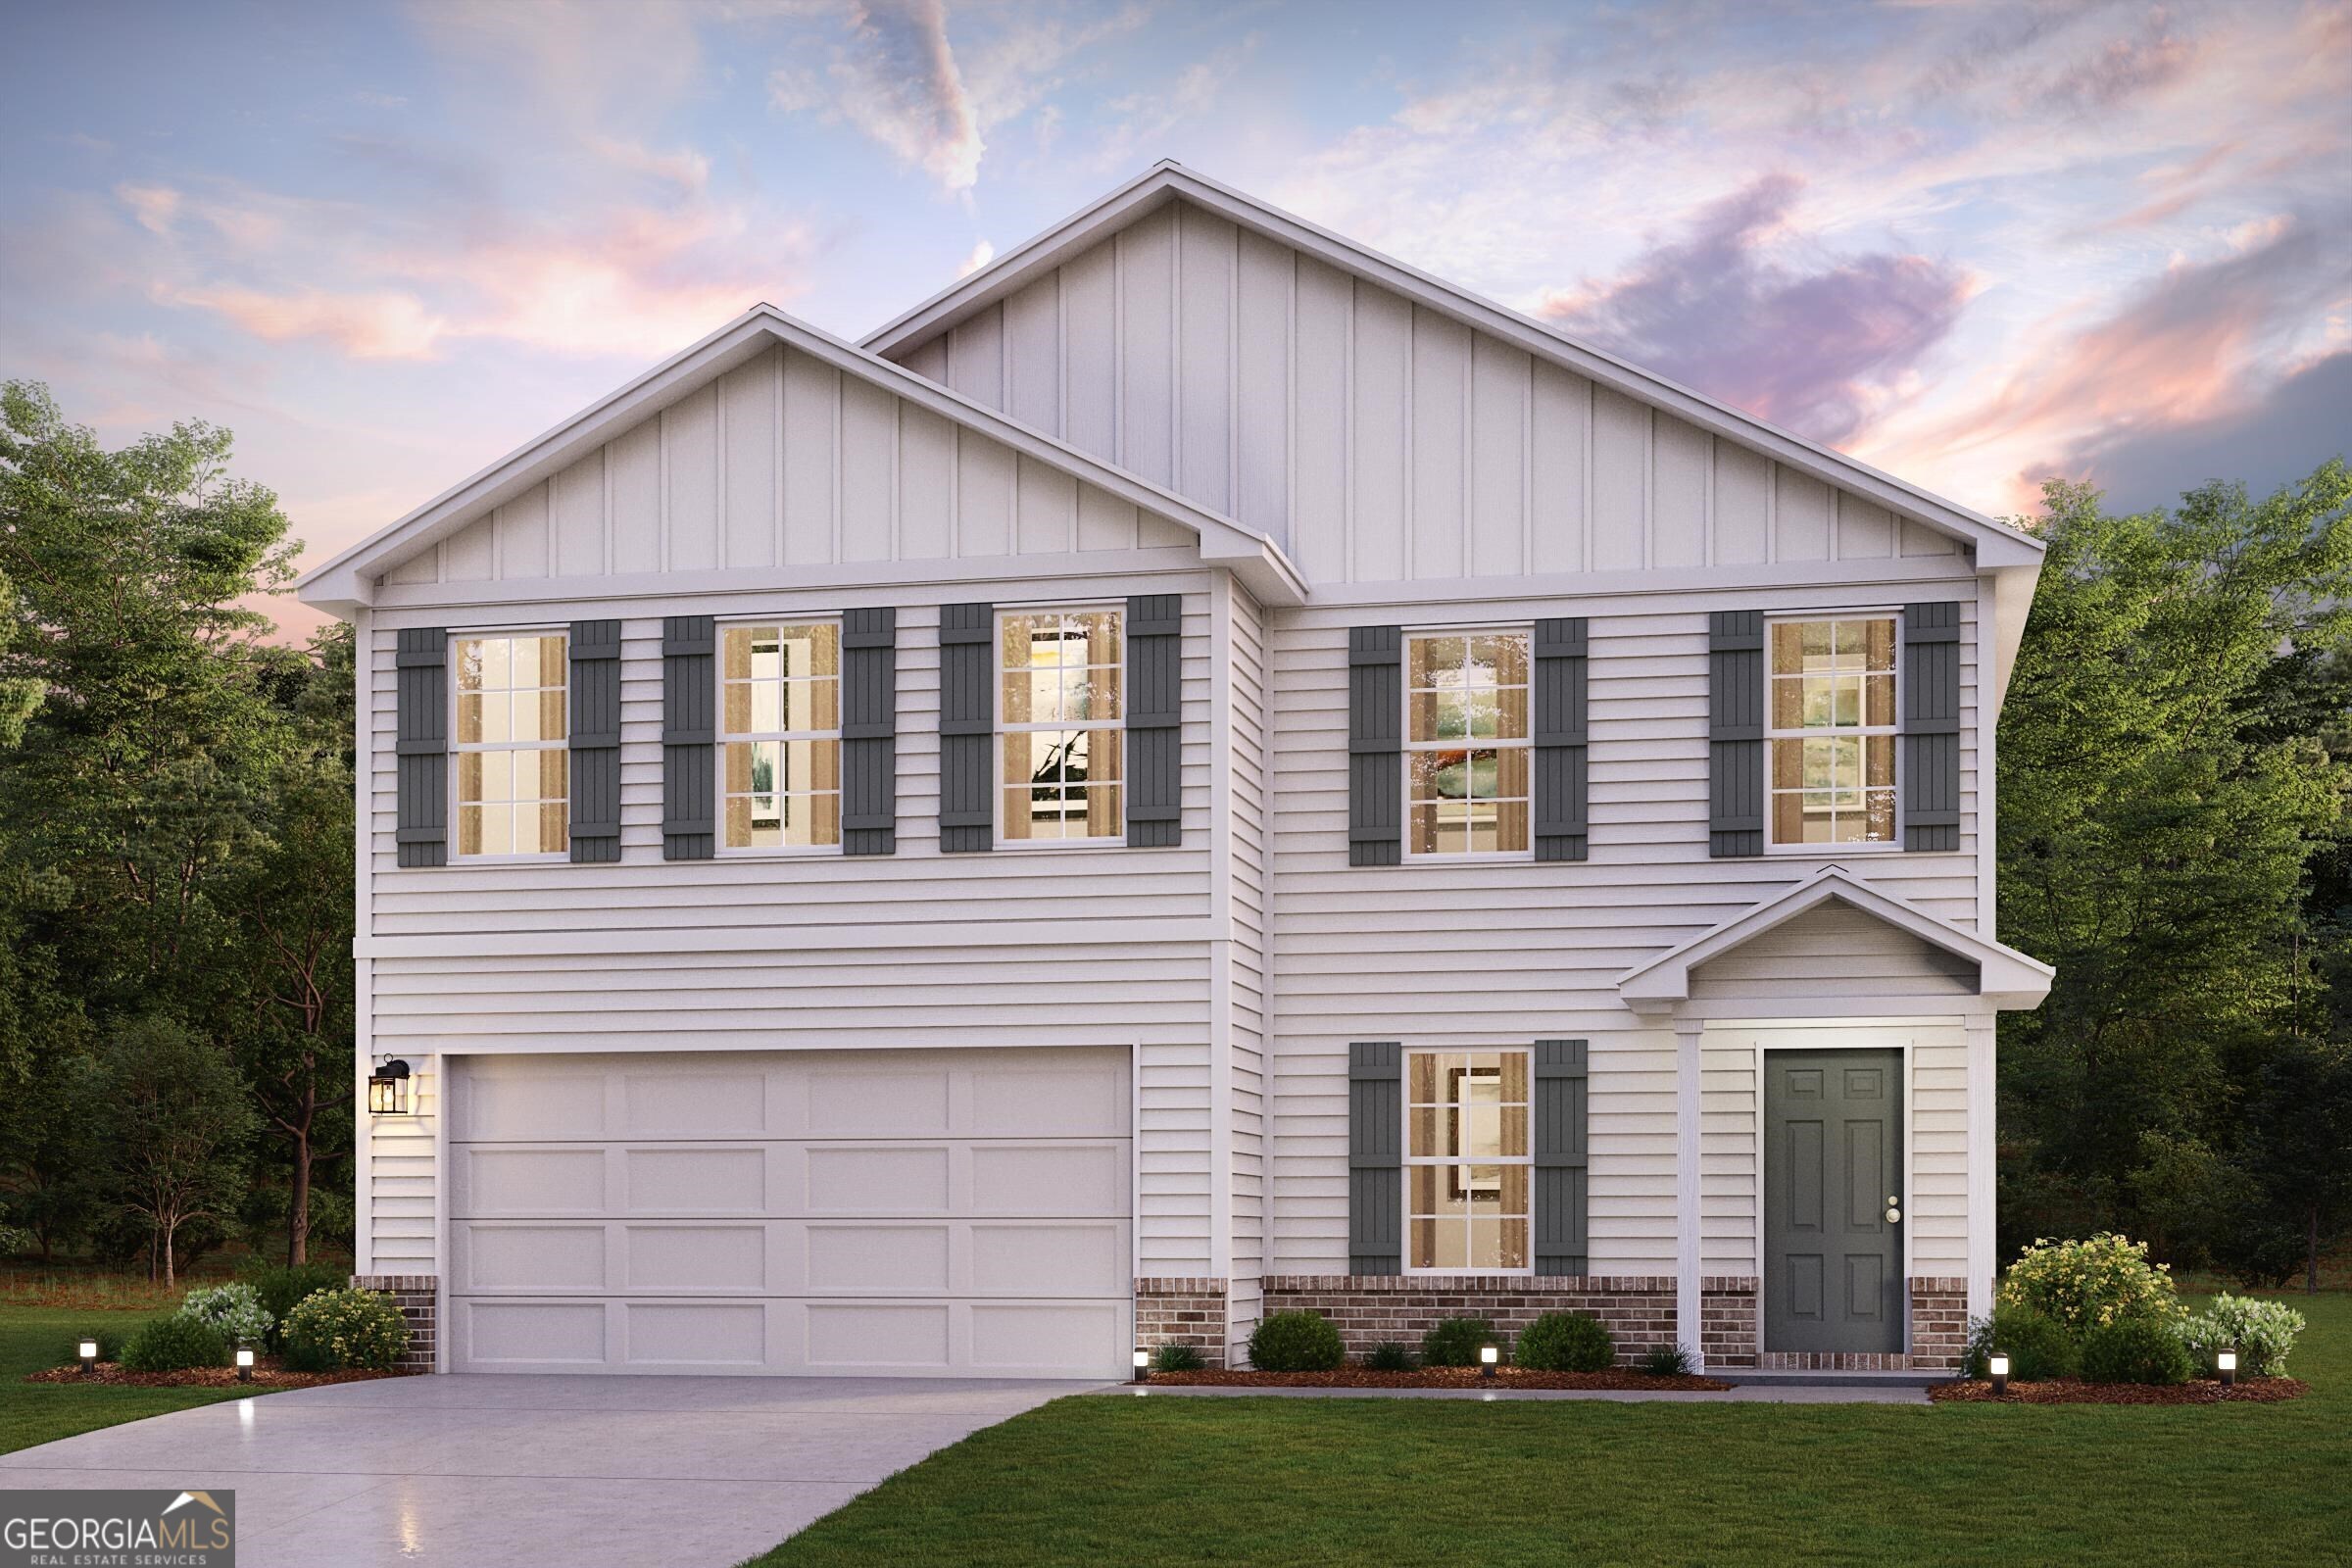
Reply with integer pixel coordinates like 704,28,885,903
294,303,1306,618
864,161,2042,571
1615,865,2054,1013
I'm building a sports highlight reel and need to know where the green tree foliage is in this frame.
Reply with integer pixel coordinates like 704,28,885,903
98,1016,257,1286
1998,464,2352,1284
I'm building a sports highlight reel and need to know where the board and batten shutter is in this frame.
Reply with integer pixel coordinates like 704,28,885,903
1348,626,1402,867
1348,1041,1403,1274
841,608,898,857
1534,1039,1591,1275
938,603,994,853
1533,617,1590,862
567,619,622,864
661,615,715,861
1902,602,1963,853
394,627,449,868
1707,610,1766,858
1124,594,1182,849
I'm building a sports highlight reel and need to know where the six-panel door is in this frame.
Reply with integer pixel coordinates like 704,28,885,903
1762,1047,1904,1354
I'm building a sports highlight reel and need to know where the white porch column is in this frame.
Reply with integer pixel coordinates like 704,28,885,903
1675,1014,1705,1366
1965,1016,1997,1320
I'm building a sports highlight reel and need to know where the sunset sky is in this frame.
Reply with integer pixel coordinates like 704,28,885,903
4,0,2347,639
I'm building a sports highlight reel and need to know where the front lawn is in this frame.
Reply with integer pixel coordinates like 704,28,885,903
0,1303,257,1456
748,1292,2352,1567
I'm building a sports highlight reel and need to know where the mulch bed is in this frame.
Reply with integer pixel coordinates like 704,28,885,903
25,1360,410,1391
1931,1376,2308,1405
1143,1366,1733,1392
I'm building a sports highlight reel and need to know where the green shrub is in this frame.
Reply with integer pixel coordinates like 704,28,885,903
1362,1342,1416,1371
1151,1343,1204,1373
1514,1311,1614,1372
121,1314,228,1373
1996,1233,2181,1335
241,1263,347,1349
2080,1316,2194,1386
282,1288,411,1373
1962,1303,2080,1382
1419,1316,1499,1368
179,1283,273,1349
60,1328,128,1366
1246,1310,1345,1372
2180,1294,2306,1378
1637,1344,1694,1378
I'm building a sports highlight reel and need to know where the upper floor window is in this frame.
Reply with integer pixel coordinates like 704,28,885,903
455,632,567,858
721,621,842,852
1405,631,1530,858
1768,615,1896,848
1001,608,1122,842
1406,1049,1532,1273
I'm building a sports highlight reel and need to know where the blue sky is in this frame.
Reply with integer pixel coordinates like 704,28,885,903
3,0,2347,638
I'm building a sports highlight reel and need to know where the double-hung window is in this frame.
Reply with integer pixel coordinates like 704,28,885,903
1767,615,1897,848
454,631,568,858
1000,608,1123,842
1406,1049,1532,1272
1405,630,1531,857
721,621,842,851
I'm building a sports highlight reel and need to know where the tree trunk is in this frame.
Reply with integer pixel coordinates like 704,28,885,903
2310,1201,2323,1296
286,1126,312,1267
161,1217,176,1290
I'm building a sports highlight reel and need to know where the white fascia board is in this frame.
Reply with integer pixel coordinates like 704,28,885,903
863,163,2044,569
295,298,1306,616
1617,864,2054,1013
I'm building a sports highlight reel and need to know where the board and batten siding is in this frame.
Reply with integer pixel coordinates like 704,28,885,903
882,198,1961,586
1266,577,1982,1277
382,343,1196,590
365,576,1219,1276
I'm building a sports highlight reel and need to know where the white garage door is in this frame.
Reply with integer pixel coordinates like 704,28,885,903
445,1047,1131,1378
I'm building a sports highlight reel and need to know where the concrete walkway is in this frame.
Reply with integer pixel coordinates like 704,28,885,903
1102,1380,1932,1404
0,1374,1098,1567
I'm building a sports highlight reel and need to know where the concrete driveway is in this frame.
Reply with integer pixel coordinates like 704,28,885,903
0,1374,1096,1567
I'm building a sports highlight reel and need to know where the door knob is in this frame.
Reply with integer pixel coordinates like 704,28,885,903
1885,1196,1902,1224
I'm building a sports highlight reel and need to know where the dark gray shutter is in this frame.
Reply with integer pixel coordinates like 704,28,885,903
841,608,898,857
938,603,994,854
1125,594,1181,849
1902,602,1963,852
1708,610,1765,858
1534,1039,1590,1276
394,628,448,869
1348,625,1402,867
661,615,714,861
1533,617,1589,862
1348,1041,1403,1274
567,619,621,864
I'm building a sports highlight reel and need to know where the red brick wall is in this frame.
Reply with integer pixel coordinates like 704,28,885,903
1136,1276,1228,1368
1258,1276,1677,1365
351,1274,437,1374
1701,1276,1759,1368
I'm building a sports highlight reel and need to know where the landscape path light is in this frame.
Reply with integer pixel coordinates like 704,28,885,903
1988,1354,2009,1396
78,1339,98,1379
1480,1344,1499,1380
2217,1350,2236,1390
1132,1348,1151,1385
236,1347,255,1384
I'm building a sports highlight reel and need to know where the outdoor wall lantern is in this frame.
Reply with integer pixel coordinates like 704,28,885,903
1131,1348,1151,1385
2217,1350,2236,1389
236,1347,255,1384
77,1339,98,1379
1988,1354,2010,1396
1480,1345,1499,1380
368,1057,413,1116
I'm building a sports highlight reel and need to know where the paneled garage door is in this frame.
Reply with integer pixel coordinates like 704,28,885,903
445,1047,1131,1378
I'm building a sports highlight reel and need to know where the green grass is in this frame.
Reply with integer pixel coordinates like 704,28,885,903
0,1304,257,1456
747,1292,2352,1568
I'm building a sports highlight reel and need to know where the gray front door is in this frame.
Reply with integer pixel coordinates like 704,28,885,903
1764,1048,1903,1353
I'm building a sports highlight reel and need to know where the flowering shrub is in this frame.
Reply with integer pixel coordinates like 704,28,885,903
2180,1294,2305,1377
1995,1234,2181,1334
282,1288,411,1372
178,1283,274,1350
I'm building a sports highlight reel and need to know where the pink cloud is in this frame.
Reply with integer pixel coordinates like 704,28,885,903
170,285,450,360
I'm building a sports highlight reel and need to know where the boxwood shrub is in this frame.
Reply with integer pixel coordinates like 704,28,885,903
2079,1315,2193,1386
121,1314,228,1373
1514,1311,1614,1372
1419,1315,1498,1368
282,1288,411,1373
1962,1303,2080,1382
1247,1310,1345,1372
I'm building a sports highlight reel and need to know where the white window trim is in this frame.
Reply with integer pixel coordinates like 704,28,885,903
714,615,846,858
994,605,1127,851
1400,625,1536,864
1763,611,1903,857
1400,1046,1536,1278
448,627,570,864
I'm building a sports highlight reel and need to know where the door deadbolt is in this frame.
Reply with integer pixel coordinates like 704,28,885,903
1885,1195,1902,1225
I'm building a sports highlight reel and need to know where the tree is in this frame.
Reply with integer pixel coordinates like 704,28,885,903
2238,1038,2352,1292
98,1016,256,1286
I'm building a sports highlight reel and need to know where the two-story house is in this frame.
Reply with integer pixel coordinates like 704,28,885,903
297,163,2051,1381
